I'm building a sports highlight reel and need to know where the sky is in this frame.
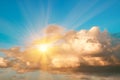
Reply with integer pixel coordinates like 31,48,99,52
0,0,120,48
0,0,120,80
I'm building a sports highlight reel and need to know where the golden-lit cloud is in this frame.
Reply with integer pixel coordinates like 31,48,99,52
0,24,120,73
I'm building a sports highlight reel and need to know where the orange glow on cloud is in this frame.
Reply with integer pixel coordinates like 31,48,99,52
0,24,120,73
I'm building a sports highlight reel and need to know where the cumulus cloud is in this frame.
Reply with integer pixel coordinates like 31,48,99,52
0,25,120,74
0,57,8,68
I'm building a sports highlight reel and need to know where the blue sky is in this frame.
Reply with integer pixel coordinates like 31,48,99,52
0,0,120,48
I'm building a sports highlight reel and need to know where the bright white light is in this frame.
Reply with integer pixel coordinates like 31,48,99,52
38,44,50,53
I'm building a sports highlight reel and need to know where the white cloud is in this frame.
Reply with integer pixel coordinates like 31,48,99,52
0,25,120,73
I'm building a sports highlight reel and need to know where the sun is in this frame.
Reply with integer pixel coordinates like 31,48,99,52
38,44,50,53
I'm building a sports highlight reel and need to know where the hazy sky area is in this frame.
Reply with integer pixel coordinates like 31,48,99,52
0,0,120,48
0,0,120,80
